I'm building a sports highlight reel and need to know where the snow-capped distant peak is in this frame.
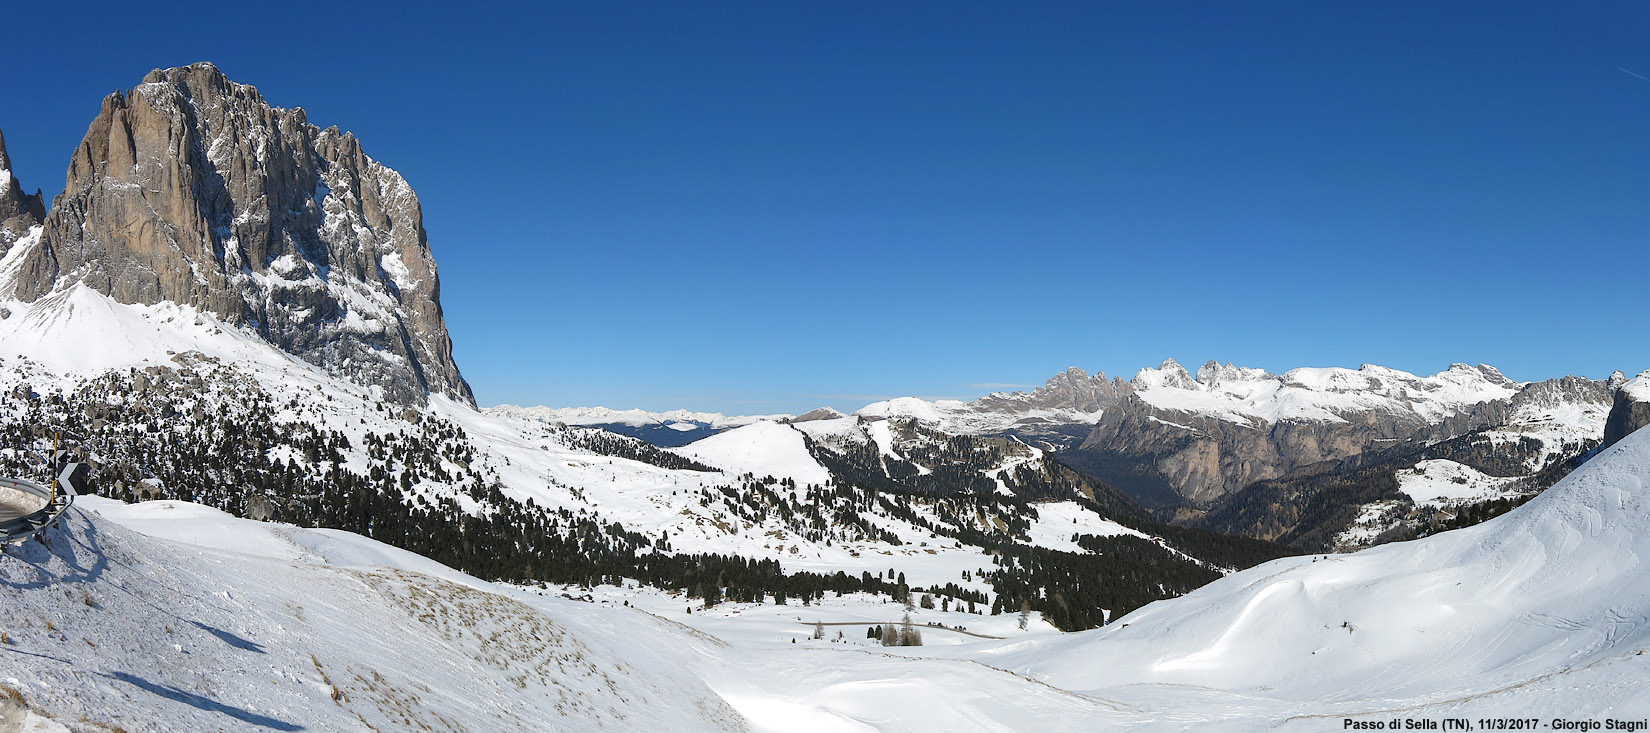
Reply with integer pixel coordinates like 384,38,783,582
856,396,972,424
484,404,788,429
1128,360,1524,425
1132,358,1199,391
851,360,1543,436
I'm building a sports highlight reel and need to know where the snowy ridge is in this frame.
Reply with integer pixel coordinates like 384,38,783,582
486,404,787,430
669,422,832,486
1129,359,1520,425
857,360,1529,434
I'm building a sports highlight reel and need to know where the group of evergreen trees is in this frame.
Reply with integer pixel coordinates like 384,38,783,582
866,613,923,646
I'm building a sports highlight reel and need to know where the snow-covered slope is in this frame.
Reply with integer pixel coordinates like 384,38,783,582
0,499,745,732
997,425,1650,719
672,422,832,486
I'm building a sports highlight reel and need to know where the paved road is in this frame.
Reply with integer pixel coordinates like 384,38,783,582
799,621,1004,640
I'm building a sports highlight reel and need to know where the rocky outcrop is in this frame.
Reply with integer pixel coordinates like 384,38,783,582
1604,372,1650,449
14,63,471,405
791,407,847,423
0,127,46,251
860,367,1131,435
969,366,1132,415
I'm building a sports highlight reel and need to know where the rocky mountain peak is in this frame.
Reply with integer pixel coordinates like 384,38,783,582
1132,358,1198,391
9,63,472,406
0,126,47,251
1449,362,1518,388
1194,360,1272,387
791,407,847,423
1039,367,1128,412
1604,370,1650,449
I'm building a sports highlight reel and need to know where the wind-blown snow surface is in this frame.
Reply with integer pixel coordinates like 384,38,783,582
0,499,746,732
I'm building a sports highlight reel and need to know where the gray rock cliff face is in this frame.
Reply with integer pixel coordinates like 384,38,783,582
0,127,47,251
1072,370,1611,508
1603,375,1650,449
967,367,1130,424
14,63,471,405
1076,395,1461,506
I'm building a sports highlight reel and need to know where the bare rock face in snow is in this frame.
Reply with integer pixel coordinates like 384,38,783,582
979,365,1133,414
13,63,472,405
790,407,848,423
0,127,46,250
955,366,1131,430
1604,372,1650,449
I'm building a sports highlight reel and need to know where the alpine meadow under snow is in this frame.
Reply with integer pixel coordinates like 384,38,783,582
0,61,1647,731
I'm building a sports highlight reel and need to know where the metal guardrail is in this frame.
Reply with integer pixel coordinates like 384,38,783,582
0,475,74,543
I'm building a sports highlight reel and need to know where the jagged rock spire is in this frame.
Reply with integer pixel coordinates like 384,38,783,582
0,126,47,250
14,63,473,405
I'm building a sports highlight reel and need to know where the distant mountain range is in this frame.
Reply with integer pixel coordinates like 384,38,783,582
504,358,1630,549
485,405,789,446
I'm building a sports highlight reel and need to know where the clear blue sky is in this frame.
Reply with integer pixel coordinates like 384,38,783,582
3,2,1648,415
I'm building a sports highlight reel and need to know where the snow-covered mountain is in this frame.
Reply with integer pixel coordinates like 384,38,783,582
0,66,1241,649
8,63,470,405
860,359,1590,440
485,404,788,447
853,360,1619,548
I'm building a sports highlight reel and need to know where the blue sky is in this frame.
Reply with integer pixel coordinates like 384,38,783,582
3,2,1648,415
